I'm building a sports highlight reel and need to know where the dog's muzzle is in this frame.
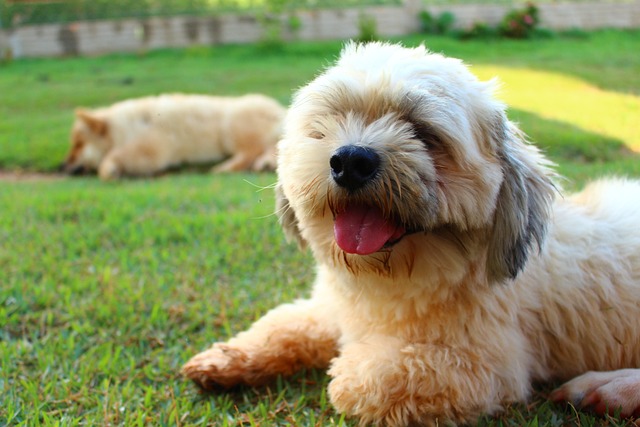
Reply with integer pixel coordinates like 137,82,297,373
328,145,409,255
330,145,380,191
62,162,87,176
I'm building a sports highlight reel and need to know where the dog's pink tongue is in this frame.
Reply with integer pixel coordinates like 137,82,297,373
334,205,403,255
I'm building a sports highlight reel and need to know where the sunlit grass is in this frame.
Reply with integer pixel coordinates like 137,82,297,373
475,66,640,150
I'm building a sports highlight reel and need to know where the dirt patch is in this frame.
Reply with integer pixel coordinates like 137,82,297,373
0,171,66,182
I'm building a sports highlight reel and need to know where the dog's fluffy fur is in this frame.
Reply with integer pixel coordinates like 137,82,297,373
63,93,285,179
183,43,640,425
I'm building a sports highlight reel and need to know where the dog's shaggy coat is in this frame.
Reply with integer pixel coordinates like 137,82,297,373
183,43,640,425
63,93,285,179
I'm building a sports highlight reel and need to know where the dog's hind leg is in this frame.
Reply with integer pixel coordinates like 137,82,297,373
182,298,340,390
550,369,640,418
211,152,258,173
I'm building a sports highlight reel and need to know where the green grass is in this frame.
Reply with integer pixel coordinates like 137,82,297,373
2,30,640,426
0,174,332,426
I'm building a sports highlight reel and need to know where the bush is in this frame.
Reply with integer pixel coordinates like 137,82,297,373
418,10,455,35
288,13,302,34
257,13,286,51
456,4,553,41
457,21,497,40
357,12,379,43
435,11,455,34
257,1,302,51
499,2,540,39
418,10,434,33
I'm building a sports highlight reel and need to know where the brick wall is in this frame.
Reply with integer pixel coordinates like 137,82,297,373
1,1,638,58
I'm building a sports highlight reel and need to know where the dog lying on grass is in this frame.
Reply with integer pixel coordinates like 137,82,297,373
183,42,640,425
63,93,285,180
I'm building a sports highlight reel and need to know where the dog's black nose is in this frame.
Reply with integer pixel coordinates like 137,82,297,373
330,145,380,191
63,163,87,176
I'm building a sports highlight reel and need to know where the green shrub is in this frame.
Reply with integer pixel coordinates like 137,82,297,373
288,13,302,34
499,2,540,39
257,1,303,51
458,21,497,40
435,11,455,34
418,10,434,33
257,13,286,51
418,10,455,35
1,46,13,65
357,12,379,43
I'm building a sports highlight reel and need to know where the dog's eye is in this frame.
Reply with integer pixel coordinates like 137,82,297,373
412,123,438,150
422,139,437,150
309,130,325,140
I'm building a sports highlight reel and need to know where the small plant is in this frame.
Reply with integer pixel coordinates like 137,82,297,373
458,21,496,40
257,13,286,51
418,10,455,35
1,46,13,66
257,0,300,51
435,11,455,34
288,13,302,34
357,13,379,43
418,10,434,34
499,2,540,39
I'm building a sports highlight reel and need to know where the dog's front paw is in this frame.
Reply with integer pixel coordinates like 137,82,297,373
98,159,121,181
328,369,394,426
550,369,640,418
328,345,435,427
182,343,250,390
327,341,494,427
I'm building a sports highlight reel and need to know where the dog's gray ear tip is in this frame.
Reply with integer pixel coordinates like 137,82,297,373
486,253,518,284
274,183,306,250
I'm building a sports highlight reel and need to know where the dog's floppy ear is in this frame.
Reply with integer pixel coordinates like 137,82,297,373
275,183,306,249
487,119,555,283
75,109,108,136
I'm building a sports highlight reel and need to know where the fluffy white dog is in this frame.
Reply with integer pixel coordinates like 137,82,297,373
183,43,640,425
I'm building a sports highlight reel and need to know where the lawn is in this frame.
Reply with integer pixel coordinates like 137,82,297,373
1,30,640,426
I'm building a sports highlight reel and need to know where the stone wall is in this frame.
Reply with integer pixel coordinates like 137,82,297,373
1,1,639,58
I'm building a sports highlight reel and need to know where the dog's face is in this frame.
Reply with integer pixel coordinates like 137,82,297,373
63,109,112,174
277,42,556,285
